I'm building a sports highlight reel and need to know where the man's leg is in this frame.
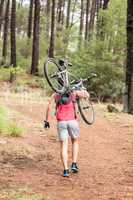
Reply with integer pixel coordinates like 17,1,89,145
60,139,68,170
68,120,80,173
71,138,79,163
70,138,79,173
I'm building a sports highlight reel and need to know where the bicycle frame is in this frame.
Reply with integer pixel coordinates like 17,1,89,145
45,57,97,94
56,68,85,92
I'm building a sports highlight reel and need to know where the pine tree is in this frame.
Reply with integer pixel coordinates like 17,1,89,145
27,0,34,39
66,0,71,28
46,0,51,39
31,0,40,74
2,0,10,65
85,0,90,40
0,0,5,34
49,0,56,57
10,0,16,67
10,0,16,82
79,0,84,37
125,0,133,113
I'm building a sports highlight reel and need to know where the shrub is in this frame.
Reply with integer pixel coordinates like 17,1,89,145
7,122,24,137
0,106,24,137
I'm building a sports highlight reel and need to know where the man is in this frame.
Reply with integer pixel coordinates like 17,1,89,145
44,90,89,177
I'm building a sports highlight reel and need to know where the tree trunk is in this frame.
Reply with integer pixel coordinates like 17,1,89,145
97,0,110,40
88,0,96,40
96,0,101,19
27,0,34,39
66,0,71,28
31,0,40,74
46,0,50,39
10,0,16,67
57,0,64,37
10,0,16,82
0,0,5,34
57,0,62,24
79,0,84,36
49,0,55,58
70,0,77,27
2,0,10,65
61,0,65,25
85,0,90,40
125,0,133,113
99,0,103,8
78,0,84,47
103,0,110,9
18,0,23,8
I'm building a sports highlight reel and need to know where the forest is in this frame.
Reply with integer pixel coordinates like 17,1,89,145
0,0,128,104
1,1,133,200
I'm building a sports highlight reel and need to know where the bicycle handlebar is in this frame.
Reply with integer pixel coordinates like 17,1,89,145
70,73,97,85
82,73,97,83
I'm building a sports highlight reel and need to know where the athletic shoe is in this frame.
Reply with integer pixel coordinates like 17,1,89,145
71,162,79,173
63,169,69,177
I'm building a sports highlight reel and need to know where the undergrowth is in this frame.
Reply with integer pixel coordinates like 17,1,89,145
0,105,24,137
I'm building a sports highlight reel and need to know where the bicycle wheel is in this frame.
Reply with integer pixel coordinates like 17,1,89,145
44,58,65,93
77,97,95,125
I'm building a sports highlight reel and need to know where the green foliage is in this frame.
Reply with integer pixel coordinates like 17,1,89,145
7,122,23,137
17,58,30,70
25,76,45,89
17,38,32,59
10,65,24,75
0,106,24,137
0,68,10,81
16,5,28,34
0,0,127,102
70,40,124,102
67,0,126,102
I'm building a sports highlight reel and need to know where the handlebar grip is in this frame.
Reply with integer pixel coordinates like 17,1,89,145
90,73,97,77
68,62,72,67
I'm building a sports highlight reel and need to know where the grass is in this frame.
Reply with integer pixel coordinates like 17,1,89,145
0,105,24,137
7,122,24,137
0,67,10,81
0,184,45,200
0,67,52,96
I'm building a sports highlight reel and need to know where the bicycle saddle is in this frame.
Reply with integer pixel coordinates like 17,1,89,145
58,59,72,67
58,59,65,66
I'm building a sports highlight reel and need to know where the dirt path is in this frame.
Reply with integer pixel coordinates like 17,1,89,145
0,96,133,200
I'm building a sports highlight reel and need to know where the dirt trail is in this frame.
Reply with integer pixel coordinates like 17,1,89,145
0,96,133,200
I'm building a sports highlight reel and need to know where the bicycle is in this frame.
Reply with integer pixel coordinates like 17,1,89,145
44,57,97,125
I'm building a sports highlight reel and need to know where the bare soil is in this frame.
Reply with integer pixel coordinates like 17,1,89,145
0,88,133,200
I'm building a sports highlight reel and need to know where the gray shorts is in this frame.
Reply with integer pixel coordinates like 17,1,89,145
57,120,80,141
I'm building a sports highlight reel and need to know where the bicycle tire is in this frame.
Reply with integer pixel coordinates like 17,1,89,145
44,58,65,93
77,97,95,125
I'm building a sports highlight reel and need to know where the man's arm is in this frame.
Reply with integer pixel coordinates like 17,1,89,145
44,93,55,128
45,93,55,121
74,90,90,98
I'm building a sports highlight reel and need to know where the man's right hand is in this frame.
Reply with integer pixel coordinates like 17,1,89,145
44,121,50,129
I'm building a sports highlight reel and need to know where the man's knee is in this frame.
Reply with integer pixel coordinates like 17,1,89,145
71,137,79,143
60,139,68,147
